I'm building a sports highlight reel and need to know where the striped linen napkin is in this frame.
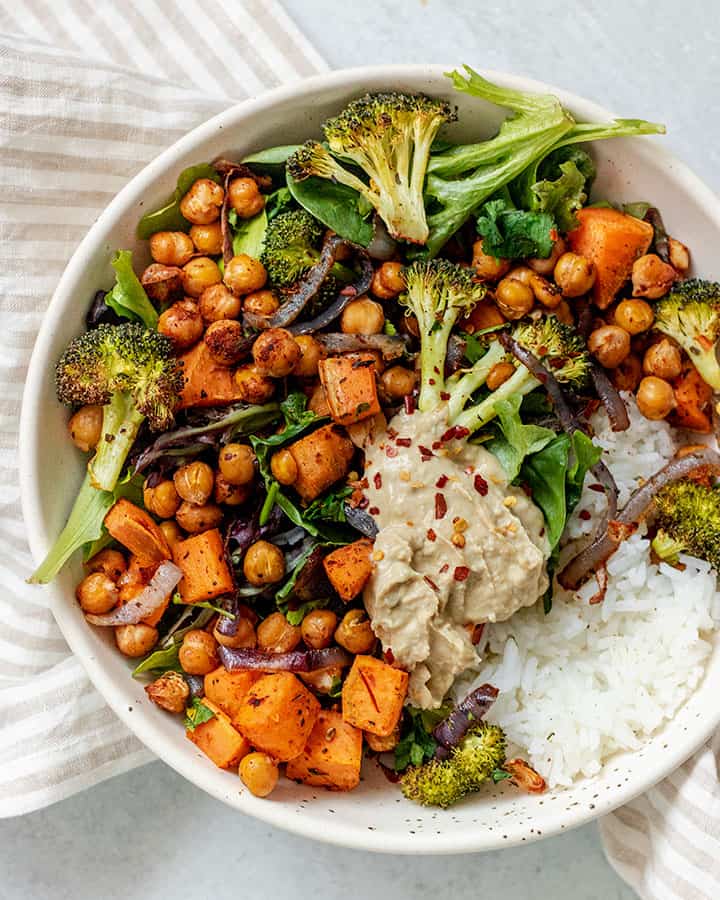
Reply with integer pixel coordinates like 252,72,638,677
0,0,325,818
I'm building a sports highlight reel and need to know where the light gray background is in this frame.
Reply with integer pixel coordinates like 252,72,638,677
3,2,718,898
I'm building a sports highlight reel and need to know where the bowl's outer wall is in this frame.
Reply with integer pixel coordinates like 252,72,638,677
19,65,720,853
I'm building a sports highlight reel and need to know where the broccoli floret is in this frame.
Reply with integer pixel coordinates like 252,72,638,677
654,280,720,391
401,722,506,808
451,316,590,434
287,93,455,245
399,260,486,410
654,479,720,571
651,529,687,566
56,323,182,491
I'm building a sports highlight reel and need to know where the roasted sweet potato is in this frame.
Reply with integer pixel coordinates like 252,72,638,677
342,655,408,737
104,499,171,565
672,365,713,433
323,538,374,601
567,207,654,308
286,710,363,791
233,672,320,761
173,528,234,604
287,424,355,502
204,667,261,725
318,354,381,425
186,699,251,769
178,340,245,409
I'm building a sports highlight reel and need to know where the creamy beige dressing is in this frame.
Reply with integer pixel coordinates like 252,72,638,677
363,408,550,708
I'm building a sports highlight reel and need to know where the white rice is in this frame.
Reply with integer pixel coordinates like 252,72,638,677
460,394,720,787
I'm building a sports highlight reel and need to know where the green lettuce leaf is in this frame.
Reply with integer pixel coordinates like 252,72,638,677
487,396,556,481
229,207,267,257
136,163,221,238
105,250,159,329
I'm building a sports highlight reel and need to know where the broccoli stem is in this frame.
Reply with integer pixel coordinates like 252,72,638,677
418,319,455,411
446,341,508,421
28,473,114,584
88,393,145,492
453,366,539,434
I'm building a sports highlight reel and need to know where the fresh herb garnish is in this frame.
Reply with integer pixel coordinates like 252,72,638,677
184,698,216,732
476,196,555,260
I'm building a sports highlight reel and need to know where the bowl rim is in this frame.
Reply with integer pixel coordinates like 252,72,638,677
18,63,720,854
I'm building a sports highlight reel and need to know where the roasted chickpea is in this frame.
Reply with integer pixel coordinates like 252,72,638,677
668,237,690,274
239,752,278,798
270,448,298,486
189,222,223,256
234,364,276,403
85,548,126,581
213,617,256,649
308,383,330,417
182,257,222,298
141,263,184,307
243,540,285,586
471,238,510,281
179,177,224,225
228,177,265,219
199,283,241,322
204,318,248,366
643,338,682,380
252,327,301,377
174,461,214,505
257,611,302,653
610,354,642,392
365,726,401,753
527,237,566,276
637,375,675,420
486,361,516,391
300,609,338,650
632,253,677,299
335,609,376,655
340,296,385,334
588,325,631,369
143,479,180,519
214,473,250,506
380,366,417,400
614,298,654,335
495,276,534,319
68,404,103,452
505,265,533,285
293,334,321,378
149,230,194,267
76,572,118,615
178,628,219,675
224,254,267,295
218,443,255,486
529,272,563,309
243,289,279,317
145,671,189,714
157,298,204,349
370,261,405,299
554,252,596,298
552,299,574,326
175,501,223,534
159,519,185,548
115,623,158,658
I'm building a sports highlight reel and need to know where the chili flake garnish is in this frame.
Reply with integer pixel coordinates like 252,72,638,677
368,506,380,516
418,445,434,461
426,528,437,542
579,509,592,520
436,474,449,489
454,566,470,582
386,446,398,458
439,563,449,574
404,394,416,415
396,437,411,447
441,425,470,443
434,493,447,519
424,575,439,592
440,391,450,401
473,474,489,496
373,472,382,490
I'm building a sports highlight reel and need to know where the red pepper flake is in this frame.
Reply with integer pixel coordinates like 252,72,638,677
440,391,450,401
424,575,439,592
396,437,411,447
373,472,382,490
441,425,470,443
386,446,398,458
454,566,470,582
369,506,380,516
473,474,489,496
439,563,449,574
428,378,436,385
431,440,441,450
426,528,437,542
404,394,416,415
435,475,449,488
387,427,398,439
384,648,395,665
358,496,369,509
435,493,447,519
579,509,592,521
418,445,434,460
589,483,605,493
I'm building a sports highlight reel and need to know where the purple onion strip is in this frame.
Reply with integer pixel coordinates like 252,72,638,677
433,684,499,759
218,644,352,673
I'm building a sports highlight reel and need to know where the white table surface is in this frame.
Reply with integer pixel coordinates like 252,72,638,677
3,2,718,898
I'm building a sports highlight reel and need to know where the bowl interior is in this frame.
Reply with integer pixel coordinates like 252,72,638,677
19,65,720,853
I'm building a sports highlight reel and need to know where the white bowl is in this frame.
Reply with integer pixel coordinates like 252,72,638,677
19,65,720,853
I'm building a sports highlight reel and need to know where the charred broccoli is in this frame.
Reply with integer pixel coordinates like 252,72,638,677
654,279,720,392
401,722,506,808
654,479,720,571
287,93,455,245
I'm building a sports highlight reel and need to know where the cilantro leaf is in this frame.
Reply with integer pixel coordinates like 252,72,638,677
492,768,512,783
184,698,216,732
394,707,443,772
476,198,555,260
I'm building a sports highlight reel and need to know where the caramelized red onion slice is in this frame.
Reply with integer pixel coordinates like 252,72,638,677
367,215,397,260
85,560,182,626
590,361,630,432
288,249,374,335
433,683,499,759
218,644,352,673
314,332,408,361
559,447,720,590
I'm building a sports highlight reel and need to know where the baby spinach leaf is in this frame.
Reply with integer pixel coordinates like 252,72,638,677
105,250,158,329
242,145,300,174
520,434,570,549
137,163,221,239
476,198,555,260
265,186,295,221
171,593,234,619
229,207,267,257
566,430,602,513
287,171,373,246
304,485,353,524
132,643,181,676
487,396,556,481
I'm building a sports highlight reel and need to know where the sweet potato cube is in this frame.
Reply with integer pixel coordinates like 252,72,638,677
173,528,234,604
286,710,363,791
204,667,261,724
186,699,251,769
178,340,245,409
319,354,381,426
104,499,171,565
323,538,374,601
342,655,408,737
287,424,355,502
234,672,320,761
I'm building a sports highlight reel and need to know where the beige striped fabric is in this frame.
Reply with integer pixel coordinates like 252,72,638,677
0,0,325,818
